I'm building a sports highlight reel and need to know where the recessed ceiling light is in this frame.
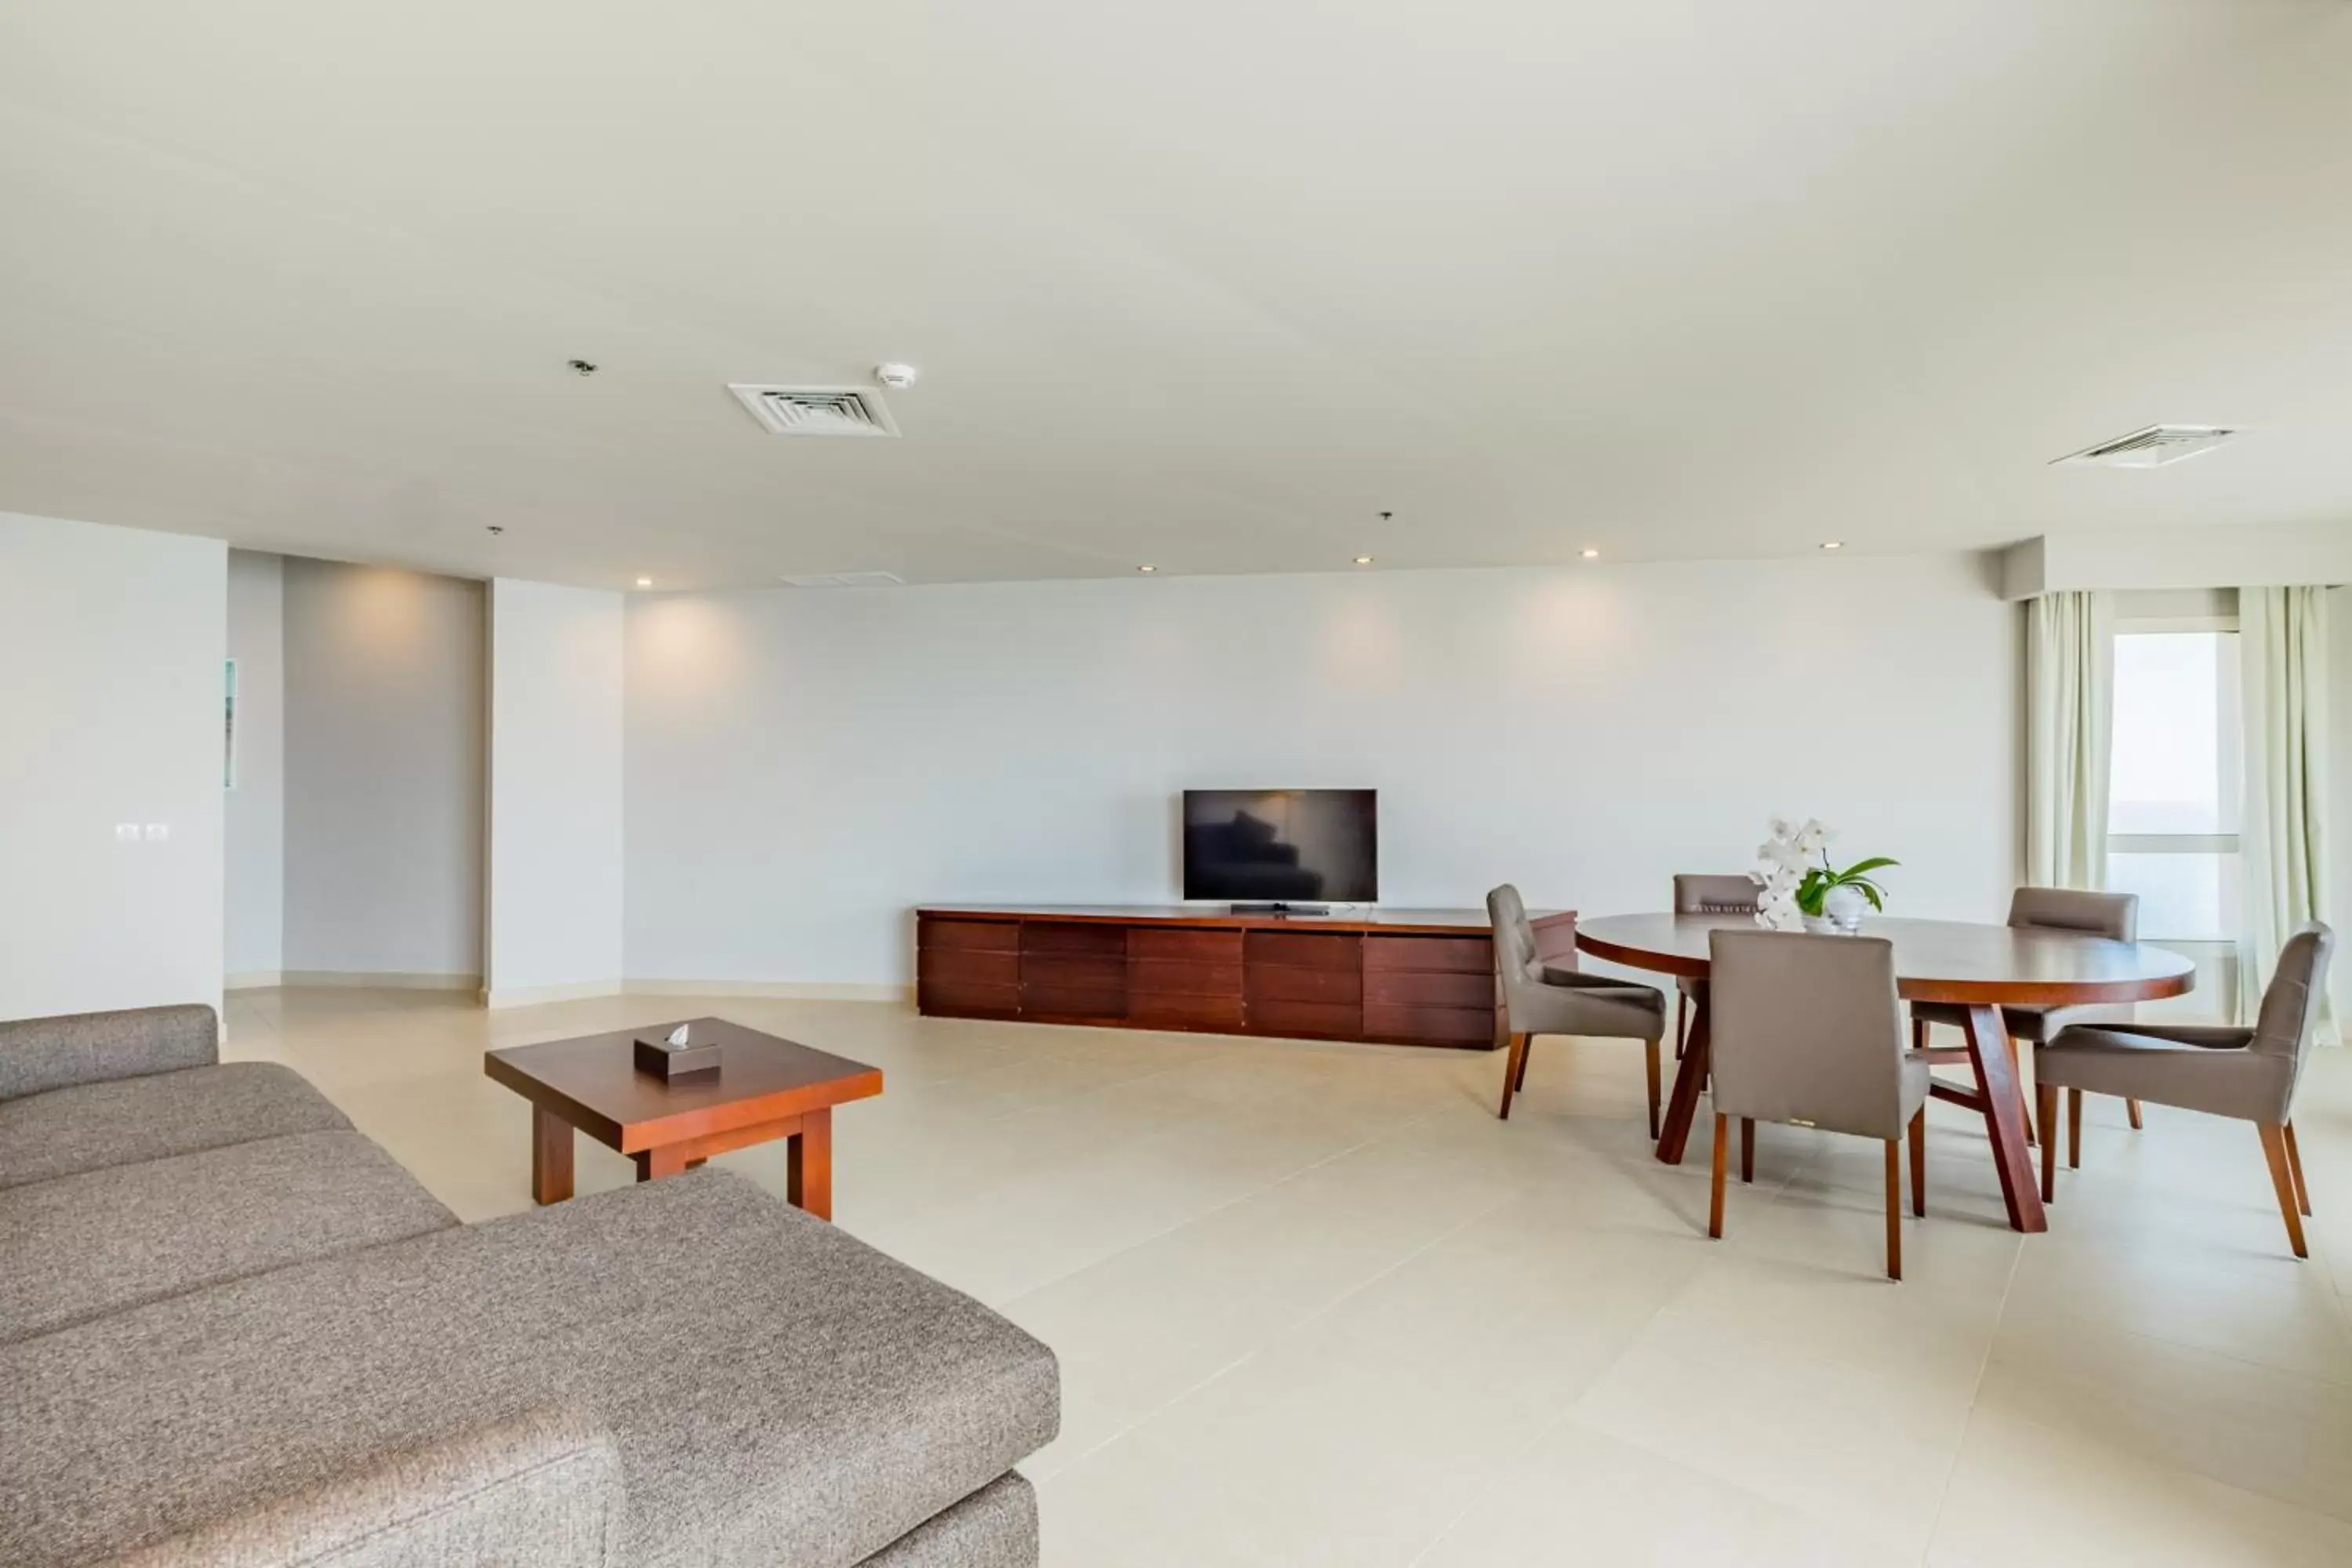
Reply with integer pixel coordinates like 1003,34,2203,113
1137,564,1157,573
635,576,653,587
1580,547,1601,560
1354,556,1374,565
1819,541,1842,551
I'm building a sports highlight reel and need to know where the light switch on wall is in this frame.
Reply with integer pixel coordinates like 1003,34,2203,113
114,823,140,843
143,823,169,841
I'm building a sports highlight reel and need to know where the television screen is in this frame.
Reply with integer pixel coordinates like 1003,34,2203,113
1181,789,1377,903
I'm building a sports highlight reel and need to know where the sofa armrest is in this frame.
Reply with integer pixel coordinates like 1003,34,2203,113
0,1004,220,1102
114,1407,624,1568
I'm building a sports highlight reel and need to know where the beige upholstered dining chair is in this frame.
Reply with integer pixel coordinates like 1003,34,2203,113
1489,885,1668,1134
1707,929,1931,1280
1911,887,2144,1139
2037,922,2334,1258
1671,874,1759,1059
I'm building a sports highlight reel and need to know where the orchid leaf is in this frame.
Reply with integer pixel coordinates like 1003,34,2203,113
1838,856,1900,879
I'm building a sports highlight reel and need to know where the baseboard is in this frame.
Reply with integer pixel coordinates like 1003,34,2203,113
482,980,626,1010
224,971,282,991
278,970,483,992
622,978,912,1004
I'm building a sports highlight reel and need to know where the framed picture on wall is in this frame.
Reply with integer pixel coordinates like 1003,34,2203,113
224,659,238,789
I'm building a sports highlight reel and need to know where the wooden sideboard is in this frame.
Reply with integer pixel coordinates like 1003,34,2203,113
914,905,1577,1051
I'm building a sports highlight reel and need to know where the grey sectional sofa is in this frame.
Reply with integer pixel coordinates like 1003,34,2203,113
0,1004,1058,1567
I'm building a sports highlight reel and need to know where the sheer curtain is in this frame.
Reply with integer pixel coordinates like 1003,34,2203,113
2238,586,2332,1025
2025,592,2114,891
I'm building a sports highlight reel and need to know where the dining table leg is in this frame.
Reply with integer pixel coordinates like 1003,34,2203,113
1962,1003,2046,1232
1654,988,1711,1164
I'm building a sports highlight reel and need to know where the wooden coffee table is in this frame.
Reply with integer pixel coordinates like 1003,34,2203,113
484,1017,882,1220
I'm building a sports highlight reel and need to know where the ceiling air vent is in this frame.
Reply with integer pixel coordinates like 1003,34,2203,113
728,384,901,437
2052,424,2239,468
779,571,905,589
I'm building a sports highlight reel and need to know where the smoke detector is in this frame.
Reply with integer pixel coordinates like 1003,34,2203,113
728,385,901,437
873,362,919,390
2052,425,2240,468
779,571,905,589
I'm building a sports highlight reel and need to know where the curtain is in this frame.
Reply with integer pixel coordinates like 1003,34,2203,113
2025,591,2114,891
2238,586,2332,1025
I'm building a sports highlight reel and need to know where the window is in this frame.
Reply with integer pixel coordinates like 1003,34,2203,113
2106,624,2240,939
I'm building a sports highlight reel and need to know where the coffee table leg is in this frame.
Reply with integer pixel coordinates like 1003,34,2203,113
532,1106,575,1205
634,1145,691,1181
1963,1004,2046,1232
788,1108,833,1220
1654,990,1710,1164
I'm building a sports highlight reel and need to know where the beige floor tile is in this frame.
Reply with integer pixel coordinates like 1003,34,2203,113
1979,1310,2352,1523
1569,1290,1980,1555
1930,1395,2352,1567
1415,1419,1917,1567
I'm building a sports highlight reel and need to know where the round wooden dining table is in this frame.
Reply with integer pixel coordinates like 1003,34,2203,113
1576,913,2197,1233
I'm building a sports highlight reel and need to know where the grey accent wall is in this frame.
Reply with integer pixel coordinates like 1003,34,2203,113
282,558,485,980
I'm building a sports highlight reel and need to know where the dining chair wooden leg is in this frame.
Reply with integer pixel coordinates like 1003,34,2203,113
2258,1123,2310,1259
1740,1116,1755,1183
1709,1114,1730,1240
2285,1120,2312,1218
1515,1032,1534,1092
1908,1107,1926,1217
2067,1087,2082,1170
1497,1033,1527,1120
1911,1014,1927,1053
1645,1036,1663,1142
2126,1098,2144,1131
2037,1083,2059,1204
1674,992,1686,1060
2009,1034,2035,1146
1883,1139,1903,1282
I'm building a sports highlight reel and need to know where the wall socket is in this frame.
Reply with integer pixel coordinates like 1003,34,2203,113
143,823,170,841
115,823,140,843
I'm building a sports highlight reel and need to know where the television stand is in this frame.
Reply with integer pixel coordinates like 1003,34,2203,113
914,904,1578,1051
1229,901,1330,916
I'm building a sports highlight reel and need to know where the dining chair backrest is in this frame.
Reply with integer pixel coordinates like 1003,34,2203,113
2009,887,2136,942
1674,874,1761,916
2254,925,2335,1083
1486,885,1547,1012
1708,929,1910,1142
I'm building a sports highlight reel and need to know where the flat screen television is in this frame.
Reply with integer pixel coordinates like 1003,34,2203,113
1181,789,1377,905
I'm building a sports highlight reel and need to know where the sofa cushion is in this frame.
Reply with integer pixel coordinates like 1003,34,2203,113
0,1130,458,1343
0,1062,349,1189
0,1004,219,1102
855,1473,1036,1568
0,1169,1059,1568
116,1407,622,1568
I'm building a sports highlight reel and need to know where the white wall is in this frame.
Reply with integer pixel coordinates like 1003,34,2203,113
2333,585,2352,1022
625,554,2020,989
224,550,285,982
485,579,625,1004
0,512,225,1020
282,558,485,981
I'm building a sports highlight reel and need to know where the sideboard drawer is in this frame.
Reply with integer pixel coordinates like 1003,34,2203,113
920,916,1022,953
919,947,1021,990
1363,967,1493,1010
1131,927,1244,964
1023,923,1128,957
1245,931,1363,971
1363,934,1494,974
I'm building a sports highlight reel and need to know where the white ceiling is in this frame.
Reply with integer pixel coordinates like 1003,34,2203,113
3,1,2350,590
